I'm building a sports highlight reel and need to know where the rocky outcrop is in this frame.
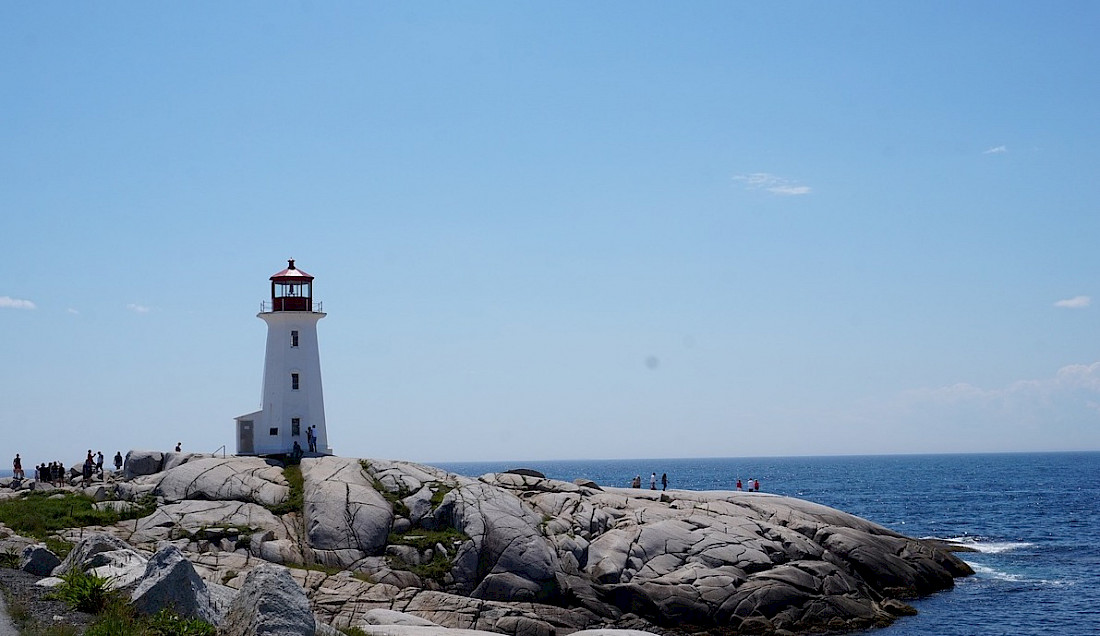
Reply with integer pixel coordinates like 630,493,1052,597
56,454,972,635
155,457,289,507
302,457,393,558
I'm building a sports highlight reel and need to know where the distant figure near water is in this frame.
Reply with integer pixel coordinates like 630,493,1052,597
650,472,657,490
661,473,668,491
175,442,182,452
12,454,23,480
114,451,123,472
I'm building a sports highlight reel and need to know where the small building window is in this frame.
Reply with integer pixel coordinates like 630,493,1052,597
269,427,279,436
291,373,300,390
291,330,299,347
291,418,301,436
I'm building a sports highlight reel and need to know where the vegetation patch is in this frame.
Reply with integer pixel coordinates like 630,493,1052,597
46,571,215,635
386,526,470,583
267,464,304,515
0,491,149,550
0,546,20,568
429,484,452,508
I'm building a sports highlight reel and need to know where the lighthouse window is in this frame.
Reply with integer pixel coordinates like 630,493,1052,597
291,373,300,390
269,427,279,436
291,330,299,347
292,418,301,436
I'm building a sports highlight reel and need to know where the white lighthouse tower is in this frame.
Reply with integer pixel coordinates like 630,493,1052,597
235,259,331,456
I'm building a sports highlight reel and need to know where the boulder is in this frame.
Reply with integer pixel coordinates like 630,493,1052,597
219,562,315,636
124,450,165,479
20,544,61,576
52,532,137,576
162,452,209,472
154,457,289,507
301,457,393,555
131,545,218,624
131,500,290,546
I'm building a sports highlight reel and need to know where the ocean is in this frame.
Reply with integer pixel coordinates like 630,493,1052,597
436,452,1100,636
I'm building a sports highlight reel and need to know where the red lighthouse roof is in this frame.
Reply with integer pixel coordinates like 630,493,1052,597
270,259,314,282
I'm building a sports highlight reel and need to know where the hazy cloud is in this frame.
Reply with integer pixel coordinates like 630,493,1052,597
733,172,811,196
1054,295,1090,309
126,303,152,314
0,296,36,310
983,145,1008,154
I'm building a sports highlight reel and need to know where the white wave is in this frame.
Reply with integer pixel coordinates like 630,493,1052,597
967,563,1074,588
939,536,1034,554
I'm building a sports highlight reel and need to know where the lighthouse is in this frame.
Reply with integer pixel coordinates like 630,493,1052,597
235,259,331,456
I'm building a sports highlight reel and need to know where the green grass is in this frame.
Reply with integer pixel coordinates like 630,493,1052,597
82,605,216,636
267,464,304,515
0,491,152,546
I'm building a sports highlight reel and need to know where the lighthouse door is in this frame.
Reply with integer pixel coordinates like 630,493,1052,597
239,420,254,454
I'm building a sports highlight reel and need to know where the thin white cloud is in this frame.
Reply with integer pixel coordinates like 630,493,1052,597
1054,295,1090,309
0,296,36,310
67,308,80,315
983,145,1008,154
127,303,152,314
733,172,811,196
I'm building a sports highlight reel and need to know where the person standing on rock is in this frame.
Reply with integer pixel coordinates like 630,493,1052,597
175,442,182,452
754,478,760,492
95,451,104,478
661,473,668,491
114,451,123,473
736,478,742,491
650,472,657,490
12,454,23,480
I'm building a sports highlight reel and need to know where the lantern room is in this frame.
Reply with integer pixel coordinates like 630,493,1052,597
268,259,317,312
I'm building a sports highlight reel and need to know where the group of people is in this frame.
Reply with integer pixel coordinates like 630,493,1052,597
736,477,761,492
630,472,670,491
14,451,125,486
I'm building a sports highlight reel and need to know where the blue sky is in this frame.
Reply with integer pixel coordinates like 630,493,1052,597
3,2,1099,464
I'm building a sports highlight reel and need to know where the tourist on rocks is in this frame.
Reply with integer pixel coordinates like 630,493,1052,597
650,472,657,490
114,451,123,472
81,456,93,487
736,478,742,491
175,442,182,452
754,478,760,492
291,440,304,461
661,473,668,491
95,451,104,478
12,454,23,480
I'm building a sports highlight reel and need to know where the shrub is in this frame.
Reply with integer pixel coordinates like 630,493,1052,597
49,570,117,614
0,546,20,568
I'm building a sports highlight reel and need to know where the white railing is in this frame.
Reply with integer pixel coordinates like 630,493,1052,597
259,300,323,312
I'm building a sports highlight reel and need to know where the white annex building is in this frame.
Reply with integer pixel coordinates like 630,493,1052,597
235,260,332,456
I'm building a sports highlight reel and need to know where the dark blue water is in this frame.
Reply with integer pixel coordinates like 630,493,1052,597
436,452,1100,636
